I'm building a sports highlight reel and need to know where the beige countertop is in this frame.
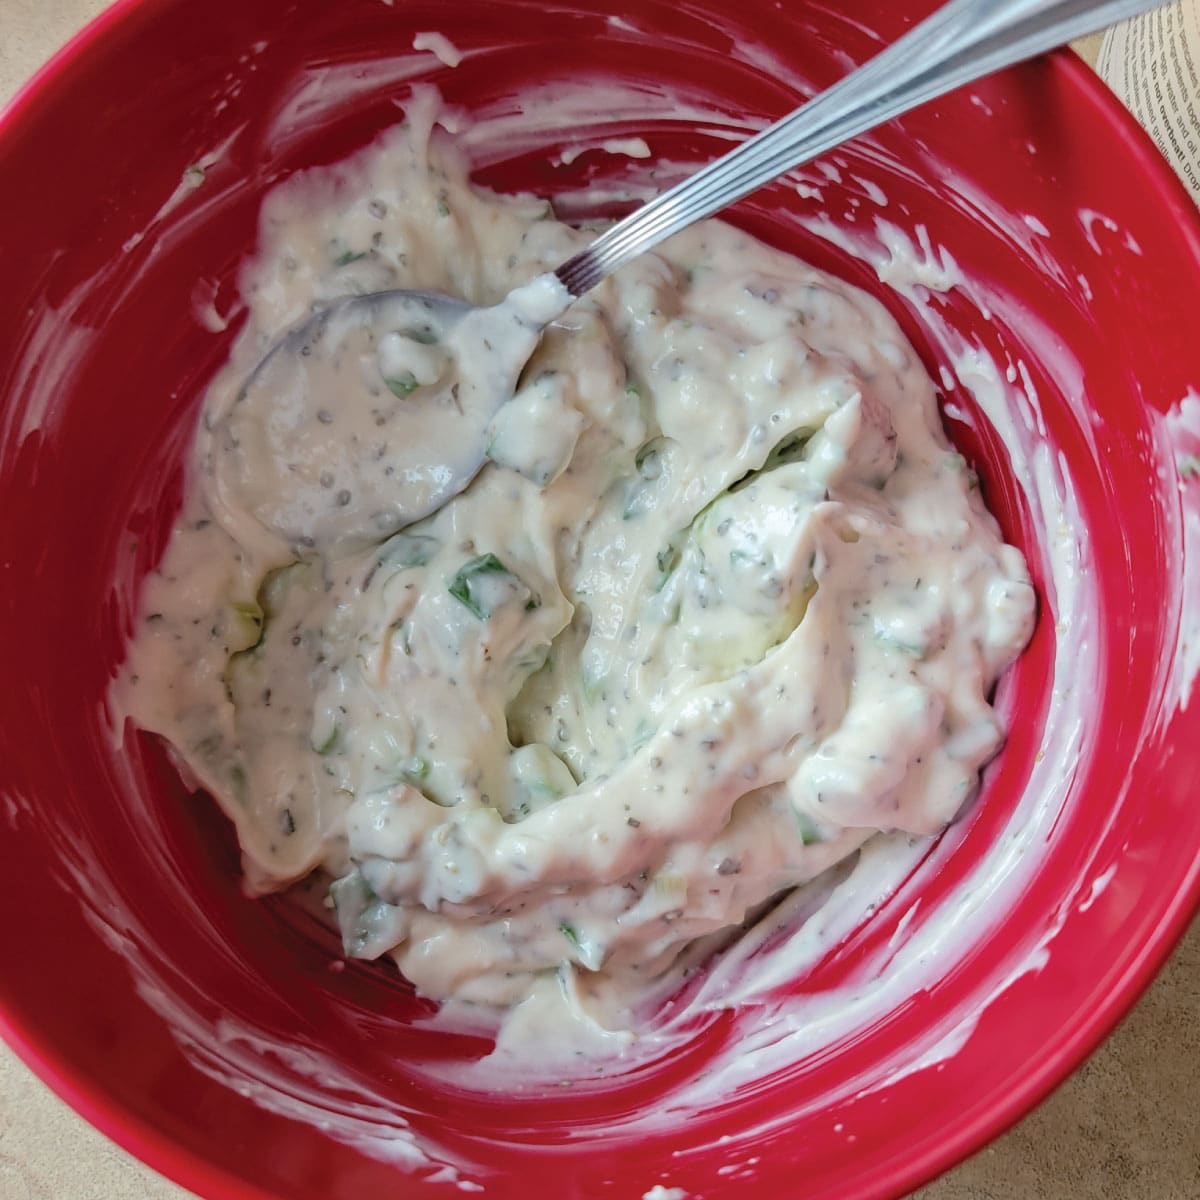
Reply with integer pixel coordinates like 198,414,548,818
1,4,1197,1197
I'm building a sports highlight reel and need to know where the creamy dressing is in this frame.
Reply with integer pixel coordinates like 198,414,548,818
1160,389,1200,709
115,99,1034,1035
412,32,464,70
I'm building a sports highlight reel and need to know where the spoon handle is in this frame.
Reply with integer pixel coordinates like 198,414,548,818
555,0,1164,297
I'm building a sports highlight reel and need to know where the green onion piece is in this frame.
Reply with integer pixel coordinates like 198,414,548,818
625,438,668,518
313,724,342,756
873,629,926,658
257,562,306,620
636,444,663,480
228,600,264,651
400,756,430,781
231,600,263,627
385,374,420,399
795,812,824,846
764,429,812,470
448,553,518,619
655,542,681,592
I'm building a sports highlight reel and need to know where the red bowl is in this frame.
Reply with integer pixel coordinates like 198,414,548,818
3,1,1199,1198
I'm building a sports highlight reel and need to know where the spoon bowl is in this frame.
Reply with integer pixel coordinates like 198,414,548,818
210,284,561,551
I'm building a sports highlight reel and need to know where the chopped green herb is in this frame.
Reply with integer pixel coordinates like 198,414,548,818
334,250,367,267
795,811,824,846
330,870,391,958
332,869,378,910
654,541,681,591
728,427,816,495
228,600,264,651
400,755,430,781
313,723,342,755
873,629,926,658
257,561,307,620
435,197,451,217
624,441,668,518
1179,453,1200,480
231,600,263,627
559,922,581,950
385,374,420,399
763,429,812,470
635,442,663,480
448,553,520,619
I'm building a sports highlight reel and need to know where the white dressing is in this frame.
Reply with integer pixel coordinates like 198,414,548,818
115,104,1035,1036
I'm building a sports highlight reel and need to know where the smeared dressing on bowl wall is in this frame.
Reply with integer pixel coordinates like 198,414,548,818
2,2,1199,1198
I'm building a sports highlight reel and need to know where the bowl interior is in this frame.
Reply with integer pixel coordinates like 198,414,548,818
2,1,1200,1198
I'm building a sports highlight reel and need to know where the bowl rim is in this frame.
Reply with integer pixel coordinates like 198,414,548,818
2,4,1199,1199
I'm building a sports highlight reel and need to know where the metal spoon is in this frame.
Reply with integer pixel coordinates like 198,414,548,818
217,0,1163,552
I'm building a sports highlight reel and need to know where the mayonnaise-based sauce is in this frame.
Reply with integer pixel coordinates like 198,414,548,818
115,95,1034,1038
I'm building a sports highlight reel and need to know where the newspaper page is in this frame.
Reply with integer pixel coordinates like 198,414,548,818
1098,0,1200,205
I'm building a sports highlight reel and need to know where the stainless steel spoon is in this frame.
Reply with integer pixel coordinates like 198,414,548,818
220,0,1163,551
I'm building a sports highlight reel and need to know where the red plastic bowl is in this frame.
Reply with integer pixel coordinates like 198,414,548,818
2,1,1199,1197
